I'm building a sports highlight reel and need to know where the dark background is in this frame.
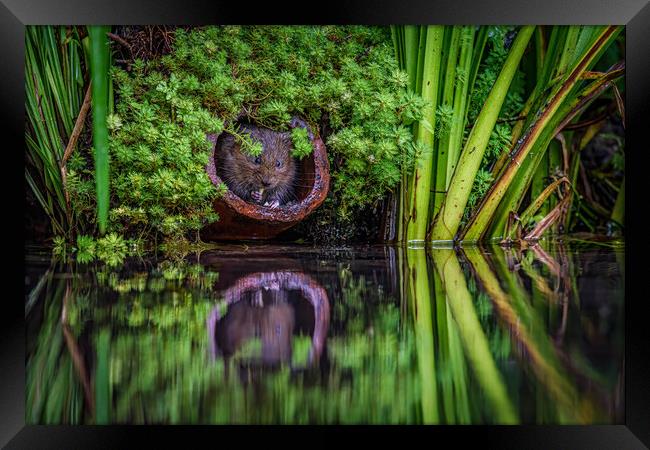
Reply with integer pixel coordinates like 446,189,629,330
3,0,650,448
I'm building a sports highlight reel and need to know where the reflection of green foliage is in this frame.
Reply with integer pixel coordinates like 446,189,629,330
92,264,219,334
95,260,219,299
475,291,494,322
26,280,84,424
291,336,312,367
66,293,92,337
160,260,186,281
489,327,511,360
337,271,372,333
237,338,263,360
158,260,219,289
44,265,422,424
27,243,623,424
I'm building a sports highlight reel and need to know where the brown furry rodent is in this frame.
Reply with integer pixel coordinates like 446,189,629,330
216,122,298,208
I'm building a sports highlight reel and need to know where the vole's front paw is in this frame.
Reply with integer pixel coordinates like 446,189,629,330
250,190,263,203
263,200,280,208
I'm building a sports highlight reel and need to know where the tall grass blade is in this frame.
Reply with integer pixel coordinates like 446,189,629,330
505,176,569,241
88,26,111,234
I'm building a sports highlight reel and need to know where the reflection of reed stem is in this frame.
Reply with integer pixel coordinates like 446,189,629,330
406,248,439,423
464,247,594,423
434,272,471,424
431,249,518,424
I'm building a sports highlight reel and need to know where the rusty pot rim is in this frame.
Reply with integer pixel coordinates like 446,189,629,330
205,129,330,223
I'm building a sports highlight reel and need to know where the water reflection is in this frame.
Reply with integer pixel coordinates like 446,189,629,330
207,271,330,379
25,240,624,424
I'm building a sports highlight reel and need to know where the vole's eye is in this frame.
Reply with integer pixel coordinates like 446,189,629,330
254,156,261,165
275,160,282,168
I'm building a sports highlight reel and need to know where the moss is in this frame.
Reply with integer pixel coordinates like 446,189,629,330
290,127,312,160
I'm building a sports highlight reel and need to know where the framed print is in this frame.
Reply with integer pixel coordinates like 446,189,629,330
4,0,650,448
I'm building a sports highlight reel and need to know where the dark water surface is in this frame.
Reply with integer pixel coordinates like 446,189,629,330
25,239,624,424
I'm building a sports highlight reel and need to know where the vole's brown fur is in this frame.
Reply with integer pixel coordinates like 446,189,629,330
216,123,297,207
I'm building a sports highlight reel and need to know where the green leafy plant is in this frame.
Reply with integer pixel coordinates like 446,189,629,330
290,127,312,159
75,234,96,264
66,26,422,242
52,236,68,258
96,233,128,266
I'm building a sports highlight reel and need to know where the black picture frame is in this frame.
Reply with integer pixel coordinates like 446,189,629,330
4,0,649,447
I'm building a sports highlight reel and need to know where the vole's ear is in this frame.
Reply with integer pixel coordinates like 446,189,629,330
289,116,314,141
219,132,237,154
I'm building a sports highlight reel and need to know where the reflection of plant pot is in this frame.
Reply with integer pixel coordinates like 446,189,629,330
207,271,330,368
201,129,330,241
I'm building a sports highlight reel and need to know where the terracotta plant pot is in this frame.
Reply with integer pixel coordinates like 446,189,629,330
200,129,330,241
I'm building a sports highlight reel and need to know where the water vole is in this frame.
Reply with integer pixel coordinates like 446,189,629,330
216,123,298,208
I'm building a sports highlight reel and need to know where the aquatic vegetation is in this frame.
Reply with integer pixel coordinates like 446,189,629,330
463,26,623,242
392,25,624,244
52,236,68,258
50,233,140,266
